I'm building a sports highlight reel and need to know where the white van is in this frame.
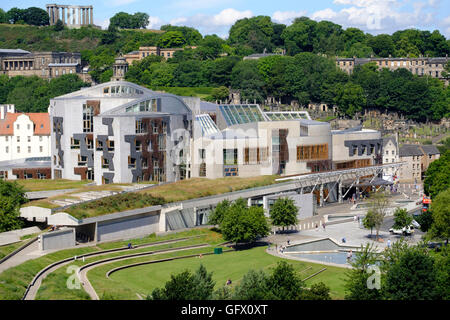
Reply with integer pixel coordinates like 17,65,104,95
389,225,415,235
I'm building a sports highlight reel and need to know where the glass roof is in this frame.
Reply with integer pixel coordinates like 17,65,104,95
195,114,219,136
218,104,266,125
264,111,311,121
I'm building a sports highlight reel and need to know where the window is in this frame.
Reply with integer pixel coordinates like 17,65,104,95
386,150,389,155
40,146,43,153
158,135,165,150
107,140,114,151
86,137,93,150
392,158,394,163
199,149,206,159
223,149,238,165
6,146,8,153
28,146,31,153
39,136,43,142
27,124,30,130
71,138,80,149
162,122,167,134
78,154,87,166
141,158,148,169
82,104,94,133
153,124,158,134
136,120,146,134
17,124,19,130
135,139,142,152
27,136,31,142
17,136,20,142
352,145,357,156
296,144,328,161
199,163,206,177
391,150,395,155
244,147,269,164
96,139,104,150
17,146,20,153
101,156,110,169
128,156,136,168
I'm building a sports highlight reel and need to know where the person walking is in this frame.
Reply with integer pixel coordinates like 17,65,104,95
387,239,391,249
322,223,326,231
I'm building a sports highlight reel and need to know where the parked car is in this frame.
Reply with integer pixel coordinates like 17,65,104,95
389,225,415,235
411,219,421,229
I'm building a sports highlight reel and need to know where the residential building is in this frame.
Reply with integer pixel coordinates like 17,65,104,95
398,144,440,182
0,105,51,162
336,56,449,84
382,135,400,180
124,46,196,65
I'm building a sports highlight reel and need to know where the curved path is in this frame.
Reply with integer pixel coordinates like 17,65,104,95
23,236,201,300
78,243,211,300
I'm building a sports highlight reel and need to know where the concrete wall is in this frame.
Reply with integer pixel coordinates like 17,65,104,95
40,228,75,251
265,193,315,219
96,212,160,242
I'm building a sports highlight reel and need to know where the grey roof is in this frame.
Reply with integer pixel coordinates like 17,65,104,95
48,63,79,67
0,49,30,55
299,119,328,126
200,101,218,112
421,145,440,155
399,144,424,157
383,136,398,148
0,157,51,170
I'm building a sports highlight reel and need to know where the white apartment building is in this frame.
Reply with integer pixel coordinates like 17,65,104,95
382,135,400,181
0,105,51,162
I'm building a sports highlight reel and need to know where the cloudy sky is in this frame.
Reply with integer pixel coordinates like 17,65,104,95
3,0,450,38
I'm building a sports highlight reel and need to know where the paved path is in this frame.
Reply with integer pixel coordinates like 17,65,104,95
0,242,52,274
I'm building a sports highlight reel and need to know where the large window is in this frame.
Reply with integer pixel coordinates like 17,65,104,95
244,147,269,164
223,149,238,165
83,104,94,133
71,138,80,149
296,144,328,161
136,120,146,134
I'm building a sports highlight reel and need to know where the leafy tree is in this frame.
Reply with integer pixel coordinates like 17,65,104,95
230,60,265,103
433,245,450,300
428,188,450,242
367,34,395,57
232,269,270,300
0,180,27,232
101,24,118,45
301,282,331,300
415,211,434,232
384,245,437,300
228,16,274,53
109,12,149,29
392,208,413,232
173,60,206,87
333,82,366,117
0,9,7,23
219,198,270,244
281,17,317,55
158,31,186,48
363,209,377,236
366,192,390,241
196,35,225,60
6,7,26,24
345,243,383,300
266,261,304,300
212,285,232,300
424,150,450,198
211,86,229,102
54,19,64,31
160,25,202,46
269,197,298,232
23,7,49,26
149,265,215,300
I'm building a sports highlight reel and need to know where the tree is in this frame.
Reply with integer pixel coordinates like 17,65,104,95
301,282,331,300
160,25,202,46
109,12,149,29
266,261,304,300
384,245,438,300
219,198,270,245
6,8,26,24
366,192,390,241
423,150,450,198
269,197,298,232
101,24,118,45
149,265,215,300
367,34,394,57
23,7,49,26
415,211,434,232
54,19,64,31
363,209,377,236
333,82,366,117
0,180,27,232
158,31,186,48
0,8,8,23
232,269,270,300
428,188,450,242
211,86,229,103
228,16,274,53
345,243,383,300
281,17,317,55
392,208,413,233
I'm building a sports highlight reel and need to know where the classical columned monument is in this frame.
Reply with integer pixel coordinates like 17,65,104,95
46,4,94,28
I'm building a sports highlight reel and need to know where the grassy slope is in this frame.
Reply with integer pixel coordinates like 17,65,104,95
13,179,90,192
142,176,280,203
89,246,348,300
0,242,24,260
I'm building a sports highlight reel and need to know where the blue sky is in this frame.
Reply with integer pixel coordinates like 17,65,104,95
3,0,450,37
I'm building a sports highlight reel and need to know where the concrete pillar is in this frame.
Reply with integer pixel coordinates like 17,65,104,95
247,198,252,207
90,8,93,25
62,7,66,25
78,7,81,25
82,8,86,25
319,183,324,207
338,181,343,203
356,177,360,200
72,8,76,25
55,7,60,23
263,196,268,211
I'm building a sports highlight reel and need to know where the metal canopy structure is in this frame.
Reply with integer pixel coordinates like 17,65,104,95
276,162,404,206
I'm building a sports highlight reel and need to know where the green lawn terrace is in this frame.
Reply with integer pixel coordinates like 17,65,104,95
21,176,280,220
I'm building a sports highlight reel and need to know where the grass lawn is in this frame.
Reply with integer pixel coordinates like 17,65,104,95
141,176,280,203
0,242,24,260
13,179,91,192
89,246,348,300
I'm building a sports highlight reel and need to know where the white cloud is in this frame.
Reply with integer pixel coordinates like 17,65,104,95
110,0,140,6
148,16,164,30
168,8,253,36
309,0,439,34
272,10,307,25
96,18,110,30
